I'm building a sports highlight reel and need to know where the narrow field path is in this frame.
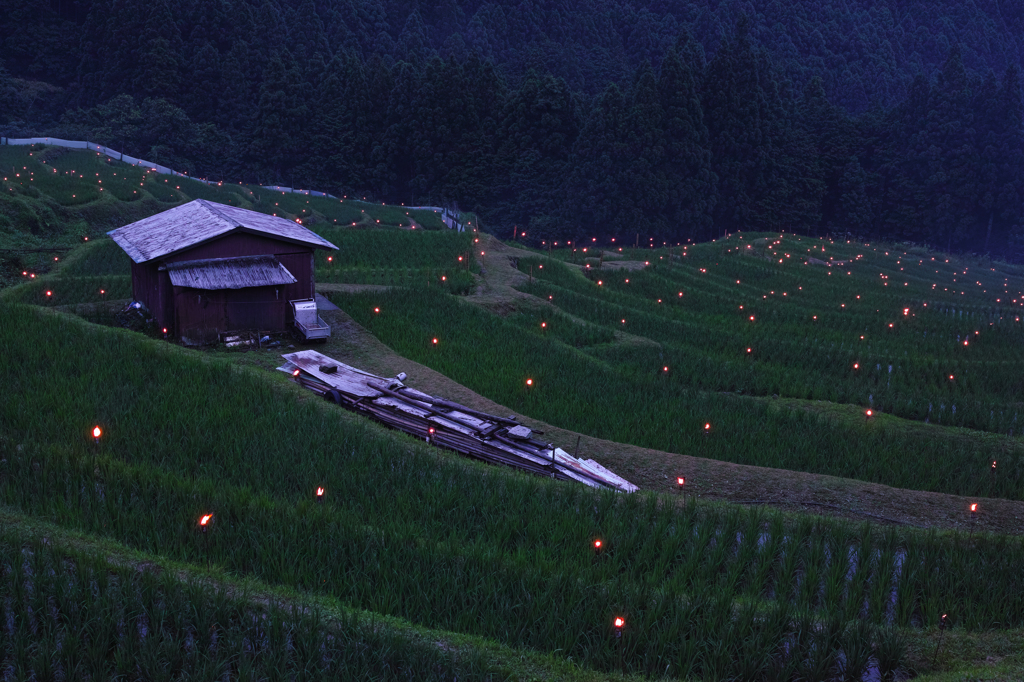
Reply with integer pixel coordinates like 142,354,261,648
302,233,1024,534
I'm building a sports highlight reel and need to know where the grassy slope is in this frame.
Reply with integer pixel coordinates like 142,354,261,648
0,144,447,285
4,151,1024,678
1,302,1021,680
0,505,614,682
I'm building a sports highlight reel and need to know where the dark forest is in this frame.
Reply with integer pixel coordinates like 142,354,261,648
1,0,1022,256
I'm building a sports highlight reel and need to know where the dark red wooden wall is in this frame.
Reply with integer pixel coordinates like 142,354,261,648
130,231,318,341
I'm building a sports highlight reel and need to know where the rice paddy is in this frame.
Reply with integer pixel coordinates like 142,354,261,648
4,145,1024,678
1,301,1023,679
330,286,1024,501
0,532,499,681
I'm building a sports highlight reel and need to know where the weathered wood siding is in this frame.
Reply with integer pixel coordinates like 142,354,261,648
131,261,174,331
130,231,317,339
162,232,314,305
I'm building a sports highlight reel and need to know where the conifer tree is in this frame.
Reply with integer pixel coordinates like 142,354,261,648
702,16,774,233
493,72,577,239
659,34,716,240
563,82,634,238
626,62,668,237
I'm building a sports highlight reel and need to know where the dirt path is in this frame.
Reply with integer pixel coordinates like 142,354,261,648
312,233,1024,536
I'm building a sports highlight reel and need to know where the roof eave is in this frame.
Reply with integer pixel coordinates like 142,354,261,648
106,230,147,263
236,226,338,251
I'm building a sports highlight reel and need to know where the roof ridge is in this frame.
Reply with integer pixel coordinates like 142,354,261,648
194,198,237,229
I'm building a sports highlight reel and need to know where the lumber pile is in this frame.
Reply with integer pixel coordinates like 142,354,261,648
278,350,637,493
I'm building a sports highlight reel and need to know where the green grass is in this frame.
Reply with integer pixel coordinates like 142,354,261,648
56,237,132,276
0,274,130,305
5,147,1024,678
313,229,477,268
509,235,1024,436
311,228,479,293
3,303,1024,680
328,286,1024,501
0,145,454,284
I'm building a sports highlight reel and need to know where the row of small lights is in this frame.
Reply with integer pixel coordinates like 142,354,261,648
88,405,988,637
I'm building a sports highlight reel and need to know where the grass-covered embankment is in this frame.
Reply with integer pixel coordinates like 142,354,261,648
330,286,1024,501
3,303,1024,679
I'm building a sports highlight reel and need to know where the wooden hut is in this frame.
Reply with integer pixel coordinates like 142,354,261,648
108,199,337,344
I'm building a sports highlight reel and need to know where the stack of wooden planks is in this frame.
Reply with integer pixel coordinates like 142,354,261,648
278,350,637,493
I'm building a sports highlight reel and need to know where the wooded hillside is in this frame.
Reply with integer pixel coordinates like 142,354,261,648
1,0,1022,256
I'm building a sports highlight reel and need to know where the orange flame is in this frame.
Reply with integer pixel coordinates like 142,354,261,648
677,476,685,486
594,539,602,549
200,514,212,526
92,426,102,439
316,487,324,497
970,503,977,512
614,617,625,628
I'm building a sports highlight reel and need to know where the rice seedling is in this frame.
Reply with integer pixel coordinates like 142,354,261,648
329,286,1023,501
0,535,504,681
4,218,1024,676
